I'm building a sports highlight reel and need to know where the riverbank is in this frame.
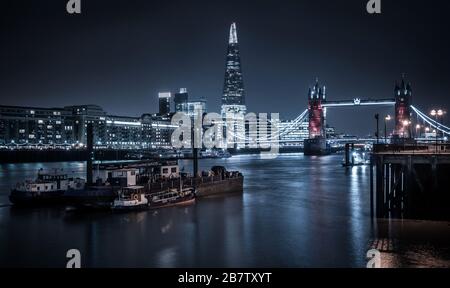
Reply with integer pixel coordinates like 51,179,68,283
0,149,129,163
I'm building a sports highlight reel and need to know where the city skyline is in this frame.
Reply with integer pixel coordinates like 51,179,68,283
1,0,450,136
1,0,450,270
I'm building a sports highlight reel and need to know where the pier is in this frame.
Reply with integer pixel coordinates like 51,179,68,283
370,144,450,220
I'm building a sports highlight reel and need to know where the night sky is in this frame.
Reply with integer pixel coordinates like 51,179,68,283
1,0,450,136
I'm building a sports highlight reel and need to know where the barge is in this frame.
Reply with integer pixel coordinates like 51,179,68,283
66,161,243,210
9,169,85,205
111,177,197,211
148,187,196,209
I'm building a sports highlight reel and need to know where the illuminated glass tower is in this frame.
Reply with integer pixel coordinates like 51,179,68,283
221,23,247,148
221,22,246,110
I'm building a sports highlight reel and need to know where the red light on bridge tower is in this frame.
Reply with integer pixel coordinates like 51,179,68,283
308,79,326,139
394,78,412,138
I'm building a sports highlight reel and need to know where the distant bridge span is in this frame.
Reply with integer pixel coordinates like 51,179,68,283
322,98,395,108
228,78,450,149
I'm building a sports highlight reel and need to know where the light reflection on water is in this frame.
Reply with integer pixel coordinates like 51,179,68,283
0,154,449,267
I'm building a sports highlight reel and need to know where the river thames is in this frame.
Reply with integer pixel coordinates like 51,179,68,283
1,154,449,267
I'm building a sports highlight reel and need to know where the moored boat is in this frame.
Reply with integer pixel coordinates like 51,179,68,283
9,169,86,205
111,186,148,211
149,187,196,209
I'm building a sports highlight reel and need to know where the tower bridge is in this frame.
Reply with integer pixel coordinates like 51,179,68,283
302,77,415,155
230,77,449,153
274,77,449,155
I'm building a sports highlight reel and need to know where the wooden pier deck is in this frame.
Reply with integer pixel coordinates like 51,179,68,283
370,144,450,220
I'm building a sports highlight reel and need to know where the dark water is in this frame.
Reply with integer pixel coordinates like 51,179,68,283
0,154,449,267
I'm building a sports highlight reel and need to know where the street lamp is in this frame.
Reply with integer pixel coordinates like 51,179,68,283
430,109,446,152
437,110,446,140
375,114,380,144
415,124,421,138
433,128,438,153
402,120,410,138
425,127,430,142
384,115,391,144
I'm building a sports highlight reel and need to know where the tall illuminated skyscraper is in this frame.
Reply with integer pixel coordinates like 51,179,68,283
221,23,247,148
221,22,246,111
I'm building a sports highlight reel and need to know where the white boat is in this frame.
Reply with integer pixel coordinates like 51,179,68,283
112,186,148,211
9,169,86,205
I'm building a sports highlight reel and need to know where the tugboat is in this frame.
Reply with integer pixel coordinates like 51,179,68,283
111,186,148,211
9,169,86,205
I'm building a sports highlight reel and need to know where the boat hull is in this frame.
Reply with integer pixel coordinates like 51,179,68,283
149,195,196,209
9,189,66,206
196,176,244,198
111,203,149,212
64,187,116,209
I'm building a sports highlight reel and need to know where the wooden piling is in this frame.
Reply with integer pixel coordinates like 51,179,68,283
372,144,450,220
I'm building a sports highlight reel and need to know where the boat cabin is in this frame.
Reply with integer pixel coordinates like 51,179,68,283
93,168,139,187
117,186,146,201
91,160,180,186
15,171,85,193
160,164,179,179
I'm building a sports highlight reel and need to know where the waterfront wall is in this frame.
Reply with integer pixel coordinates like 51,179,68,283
0,149,130,163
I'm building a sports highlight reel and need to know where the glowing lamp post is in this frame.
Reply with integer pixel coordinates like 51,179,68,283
384,115,391,144
430,109,446,152
415,124,421,138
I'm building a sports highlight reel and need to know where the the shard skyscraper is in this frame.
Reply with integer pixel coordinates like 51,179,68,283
222,22,246,110
221,23,247,148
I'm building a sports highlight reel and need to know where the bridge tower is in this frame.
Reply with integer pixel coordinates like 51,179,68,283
394,77,412,138
308,79,326,138
304,79,331,155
